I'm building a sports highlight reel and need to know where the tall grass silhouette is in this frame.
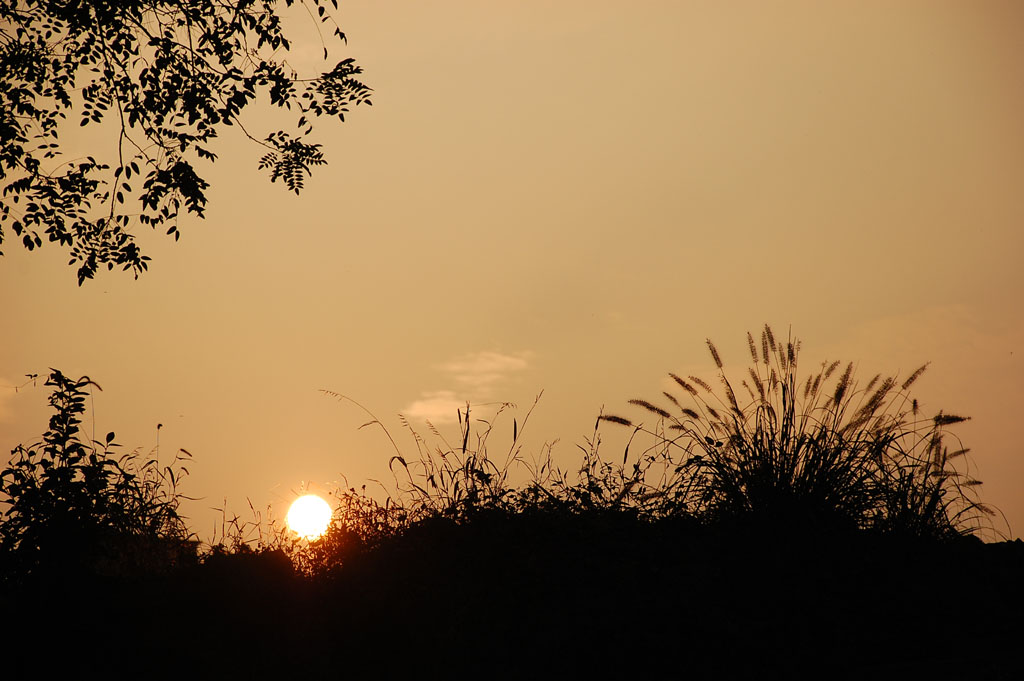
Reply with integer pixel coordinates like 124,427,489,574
603,325,995,538
279,325,996,576
11,327,984,582
1,341,1018,677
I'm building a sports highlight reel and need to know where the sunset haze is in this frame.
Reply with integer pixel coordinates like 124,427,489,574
2,0,1022,540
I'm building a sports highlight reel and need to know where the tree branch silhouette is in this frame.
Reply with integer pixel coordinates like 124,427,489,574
0,0,371,284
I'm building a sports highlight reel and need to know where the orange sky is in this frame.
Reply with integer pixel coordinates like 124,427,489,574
2,0,1022,540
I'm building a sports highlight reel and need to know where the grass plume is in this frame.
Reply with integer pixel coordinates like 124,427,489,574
605,325,995,539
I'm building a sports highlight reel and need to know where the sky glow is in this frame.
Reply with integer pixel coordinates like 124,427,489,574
1,0,1021,540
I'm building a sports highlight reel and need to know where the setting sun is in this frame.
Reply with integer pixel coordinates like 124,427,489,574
286,494,333,539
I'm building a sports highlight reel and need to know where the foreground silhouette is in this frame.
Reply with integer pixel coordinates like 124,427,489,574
4,331,1019,677
5,516,1023,678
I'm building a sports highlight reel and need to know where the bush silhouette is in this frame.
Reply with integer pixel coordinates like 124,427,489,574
282,333,998,579
0,370,195,581
1,349,1021,677
604,325,993,538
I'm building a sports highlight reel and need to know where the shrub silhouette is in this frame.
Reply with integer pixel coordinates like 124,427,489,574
604,325,994,538
283,332,997,577
0,370,195,580
1,351,1018,678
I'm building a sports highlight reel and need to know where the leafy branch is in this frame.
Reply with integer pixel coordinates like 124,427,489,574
0,0,371,283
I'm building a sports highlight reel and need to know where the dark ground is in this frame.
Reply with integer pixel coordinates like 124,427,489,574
6,517,1023,679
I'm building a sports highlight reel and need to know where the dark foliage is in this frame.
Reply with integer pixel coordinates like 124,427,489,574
6,518,1024,678
0,0,371,283
0,370,194,580
2,342,1020,677
603,326,994,539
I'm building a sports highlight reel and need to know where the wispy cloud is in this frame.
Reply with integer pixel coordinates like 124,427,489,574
402,390,466,425
438,350,531,392
401,351,532,424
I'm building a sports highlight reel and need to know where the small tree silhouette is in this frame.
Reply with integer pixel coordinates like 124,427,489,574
0,370,194,580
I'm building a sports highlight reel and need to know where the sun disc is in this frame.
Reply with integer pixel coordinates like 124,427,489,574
286,494,332,539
